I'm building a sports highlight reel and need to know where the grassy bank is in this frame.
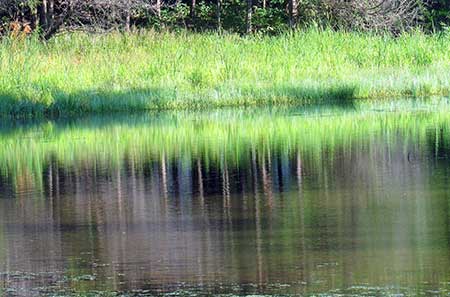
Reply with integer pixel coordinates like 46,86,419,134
1,29,450,117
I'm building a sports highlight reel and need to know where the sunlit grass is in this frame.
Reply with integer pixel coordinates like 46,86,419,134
1,29,450,117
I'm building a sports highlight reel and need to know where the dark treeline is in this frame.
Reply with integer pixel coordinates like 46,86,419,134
0,0,449,38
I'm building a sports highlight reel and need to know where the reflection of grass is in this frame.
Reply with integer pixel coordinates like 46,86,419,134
1,29,450,117
1,99,450,193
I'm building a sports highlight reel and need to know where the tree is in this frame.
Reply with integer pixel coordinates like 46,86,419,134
246,0,252,33
190,0,195,25
322,0,424,33
288,0,297,28
217,0,222,31
0,0,446,36
427,0,450,29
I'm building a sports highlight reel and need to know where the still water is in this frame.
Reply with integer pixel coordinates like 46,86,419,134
0,100,450,296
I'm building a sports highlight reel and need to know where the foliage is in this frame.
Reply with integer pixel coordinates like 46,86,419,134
0,0,448,36
426,0,450,31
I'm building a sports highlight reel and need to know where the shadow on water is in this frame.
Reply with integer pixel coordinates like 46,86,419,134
0,84,357,118
0,98,358,137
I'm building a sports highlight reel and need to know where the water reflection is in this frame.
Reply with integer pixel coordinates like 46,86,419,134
0,104,449,296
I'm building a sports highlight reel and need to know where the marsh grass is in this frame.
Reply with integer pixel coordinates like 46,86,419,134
1,29,450,117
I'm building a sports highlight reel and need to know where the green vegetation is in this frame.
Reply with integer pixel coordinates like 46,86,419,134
1,30,450,117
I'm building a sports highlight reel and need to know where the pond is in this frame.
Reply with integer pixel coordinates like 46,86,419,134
0,99,450,296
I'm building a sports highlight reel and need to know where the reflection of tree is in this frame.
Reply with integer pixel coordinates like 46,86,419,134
426,124,450,248
427,125,450,169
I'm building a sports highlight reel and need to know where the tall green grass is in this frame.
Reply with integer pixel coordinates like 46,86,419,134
1,29,450,117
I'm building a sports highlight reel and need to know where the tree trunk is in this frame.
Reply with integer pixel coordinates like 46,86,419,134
289,0,297,28
39,0,48,31
47,0,54,28
38,0,56,34
217,0,222,31
156,0,161,19
125,0,131,31
125,13,131,31
190,0,196,24
31,6,39,30
246,0,252,33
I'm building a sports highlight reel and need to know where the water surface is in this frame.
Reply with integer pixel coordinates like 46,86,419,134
0,100,450,296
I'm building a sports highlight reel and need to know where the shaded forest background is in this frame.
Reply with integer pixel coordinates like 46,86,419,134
0,0,449,38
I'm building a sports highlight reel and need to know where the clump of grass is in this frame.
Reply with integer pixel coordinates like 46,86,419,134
1,29,450,117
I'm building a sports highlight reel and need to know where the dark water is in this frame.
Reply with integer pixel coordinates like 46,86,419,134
0,103,450,296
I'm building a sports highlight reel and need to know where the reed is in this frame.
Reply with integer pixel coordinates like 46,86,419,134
1,29,450,117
